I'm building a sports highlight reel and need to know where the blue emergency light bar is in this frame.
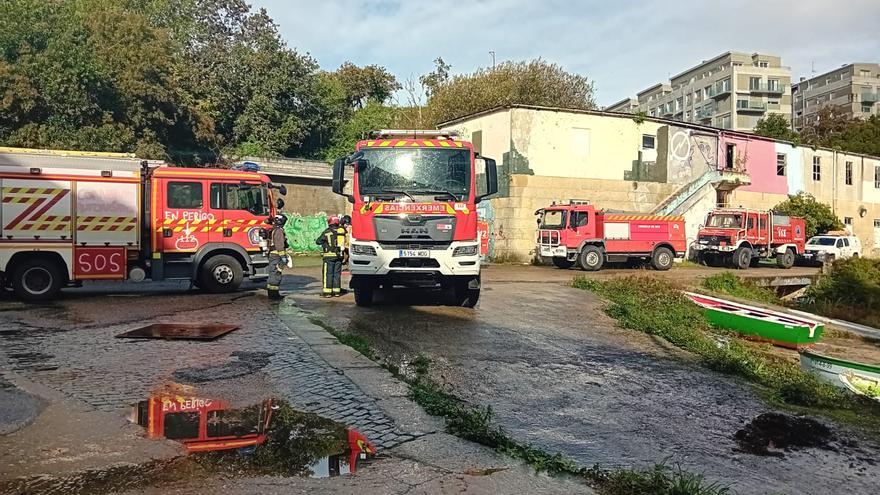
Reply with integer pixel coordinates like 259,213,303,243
237,161,260,172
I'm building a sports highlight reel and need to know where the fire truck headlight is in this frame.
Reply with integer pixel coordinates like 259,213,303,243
452,244,479,257
351,243,377,256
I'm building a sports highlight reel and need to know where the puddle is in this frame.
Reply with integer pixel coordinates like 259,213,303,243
1,383,377,494
115,323,238,340
734,412,834,457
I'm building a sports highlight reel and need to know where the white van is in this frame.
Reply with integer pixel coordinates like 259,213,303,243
800,234,862,264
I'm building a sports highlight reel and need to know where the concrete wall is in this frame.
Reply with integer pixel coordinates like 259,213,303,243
266,175,349,217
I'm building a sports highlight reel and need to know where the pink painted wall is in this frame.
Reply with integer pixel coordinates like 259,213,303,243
720,135,788,194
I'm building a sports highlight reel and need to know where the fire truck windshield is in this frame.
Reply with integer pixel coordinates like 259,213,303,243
707,213,743,228
541,210,567,229
357,148,471,199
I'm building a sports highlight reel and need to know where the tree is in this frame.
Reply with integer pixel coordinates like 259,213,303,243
424,59,596,126
329,62,400,110
822,114,880,157
419,57,450,98
323,101,397,161
799,105,853,146
773,192,843,239
753,113,797,141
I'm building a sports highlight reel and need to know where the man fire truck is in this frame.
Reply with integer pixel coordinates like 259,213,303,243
693,207,806,269
331,130,498,307
0,147,285,301
536,201,686,271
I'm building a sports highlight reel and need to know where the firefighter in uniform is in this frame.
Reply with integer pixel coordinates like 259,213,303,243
265,214,288,300
317,215,347,297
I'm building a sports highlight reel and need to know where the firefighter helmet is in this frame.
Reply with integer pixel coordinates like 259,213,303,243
328,215,340,226
340,215,352,226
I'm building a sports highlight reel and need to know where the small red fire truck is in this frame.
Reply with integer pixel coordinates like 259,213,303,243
0,147,285,301
536,201,686,271
693,208,806,269
331,130,498,307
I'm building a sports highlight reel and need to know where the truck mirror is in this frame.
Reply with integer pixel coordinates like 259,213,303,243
476,157,498,203
278,184,287,196
276,198,285,209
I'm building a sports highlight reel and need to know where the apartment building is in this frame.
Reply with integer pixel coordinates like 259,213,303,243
792,63,880,130
608,52,792,132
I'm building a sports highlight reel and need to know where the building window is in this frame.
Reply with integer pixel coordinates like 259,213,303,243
776,153,786,176
759,61,769,68
863,103,873,113
875,166,880,189
721,78,731,92
642,134,656,150
845,161,853,185
749,77,761,90
844,217,853,226
768,79,779,91
861,69,872,77
812,156,821,181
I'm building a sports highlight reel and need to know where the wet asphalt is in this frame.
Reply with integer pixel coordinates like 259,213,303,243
295,263,880,495
1,262,877,495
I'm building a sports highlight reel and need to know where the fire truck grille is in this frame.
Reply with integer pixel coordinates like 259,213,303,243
390,258,441,268
698,235,730,245
115,323,238,340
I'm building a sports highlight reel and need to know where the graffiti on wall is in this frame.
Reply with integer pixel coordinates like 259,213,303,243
284,214,328,252
664,127,718,184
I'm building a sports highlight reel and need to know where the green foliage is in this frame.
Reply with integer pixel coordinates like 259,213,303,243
572,276,880,419
425,59,596,126
701,273,780,305
586,462,731,495
631,111,647,125
772,192,843,238
323,101,398,161
329,61,400,109
804,257,880,327
753,113,798,142
800,106,880,156
307,316,377,360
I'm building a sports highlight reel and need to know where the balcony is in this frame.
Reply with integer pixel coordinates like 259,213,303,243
696,106,714,120
862,92,878,103
749,83,784,94
708,87,731,99
662,107,674,117
736,101,767,113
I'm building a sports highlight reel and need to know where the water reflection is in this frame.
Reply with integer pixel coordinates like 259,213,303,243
130,383,376,478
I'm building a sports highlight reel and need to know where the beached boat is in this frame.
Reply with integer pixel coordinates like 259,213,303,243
684,292,824,349
840,373,880,402
799,350,880,389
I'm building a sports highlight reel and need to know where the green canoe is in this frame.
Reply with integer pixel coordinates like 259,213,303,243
684,292,824,349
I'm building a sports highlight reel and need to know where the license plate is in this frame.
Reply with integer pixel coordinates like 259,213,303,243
399,249,430,258
803,253,813,258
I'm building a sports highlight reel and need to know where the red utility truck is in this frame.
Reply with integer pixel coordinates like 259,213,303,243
693,208,806,269
0,147,284,301
331,130,498,307
536,201,686,271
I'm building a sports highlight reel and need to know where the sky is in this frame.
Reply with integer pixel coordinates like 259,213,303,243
251,0,880,107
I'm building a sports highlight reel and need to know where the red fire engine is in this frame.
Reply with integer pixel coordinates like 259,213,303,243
0,147,284,301
331,130,498,307
693,208,806,269
536,201,686,271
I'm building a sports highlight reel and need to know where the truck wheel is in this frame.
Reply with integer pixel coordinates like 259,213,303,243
12,258,63,302
650,247,674,271
453,279,480,307
198,255,243,293
552,257,574,269
578,246,604,271
732,247,752,270
353,286,374,307
776,249,795,269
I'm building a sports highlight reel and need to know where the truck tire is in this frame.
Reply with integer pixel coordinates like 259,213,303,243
453,279,480,307
650,247,674,271
776,249,795,269
353,286,374,307
12,258,63,302
198,255,243,293
732,247,752,270
578,246,604,271
552,257,574,269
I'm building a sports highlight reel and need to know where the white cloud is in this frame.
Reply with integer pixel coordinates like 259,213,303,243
253,0,880,105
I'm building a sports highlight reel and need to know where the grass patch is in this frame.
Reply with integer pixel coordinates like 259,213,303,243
573,276,880,431
701,273,780,305
801,258,880,328
307,316,377,361
586,462,730,495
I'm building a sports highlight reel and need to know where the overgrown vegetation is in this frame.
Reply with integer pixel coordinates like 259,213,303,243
701,273,780,305
572,276,880,427
772,192,844,239
756,105,880,157
585,462,730,495
803,257,880,328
